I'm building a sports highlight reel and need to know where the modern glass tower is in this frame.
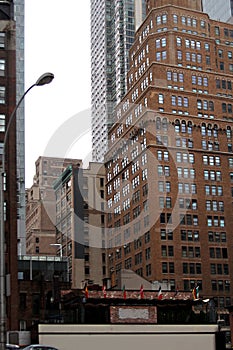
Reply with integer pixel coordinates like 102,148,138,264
91,0,146,162
202,0,233,23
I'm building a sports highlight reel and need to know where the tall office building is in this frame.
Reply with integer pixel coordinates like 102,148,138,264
91,0,146,162
53,162,106,288
202,0,233,23
14,0,26,255
106,0,233,323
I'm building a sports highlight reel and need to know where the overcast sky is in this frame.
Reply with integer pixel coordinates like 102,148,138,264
24,0,92,187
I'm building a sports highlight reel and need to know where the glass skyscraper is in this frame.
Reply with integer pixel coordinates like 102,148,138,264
202,0,233,23
91,0,146,162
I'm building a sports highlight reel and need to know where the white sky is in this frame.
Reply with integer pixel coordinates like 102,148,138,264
24,0,92,187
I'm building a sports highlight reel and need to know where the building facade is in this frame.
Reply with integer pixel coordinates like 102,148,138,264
202,0,233,23
18,255,70,337
105,0,233,322
53,162,106,288
0,0,19,331
26,156,82,256
26,184,56,256
91,0,146,162
14,0,26,255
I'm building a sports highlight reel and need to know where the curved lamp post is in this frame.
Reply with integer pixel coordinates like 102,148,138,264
0,72,54,350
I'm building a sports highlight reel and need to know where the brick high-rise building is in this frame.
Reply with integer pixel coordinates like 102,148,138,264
0,0,18,331
105,0,233,322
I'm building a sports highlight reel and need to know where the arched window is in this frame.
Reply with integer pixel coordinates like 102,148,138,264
175,119,180,133
187,121,193,134
201,123,206,136
162,118,168,131
181,120,186,133
207,124,212,137
227,126,232,139
213,124,218,138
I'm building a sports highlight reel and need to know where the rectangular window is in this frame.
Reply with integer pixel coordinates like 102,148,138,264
0,33,5,49
0,59,5,77
156,51,161,61
215,26,220,36
156,39,161,48
161,38,166,47
176,37,182,47
0,114,5,132
177,51,182,60
0,86,5,104
167,71,172,80
158,93,164,104
220,62,225,71
173,15,178,24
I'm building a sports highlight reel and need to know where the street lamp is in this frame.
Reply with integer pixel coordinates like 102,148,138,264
0,72,54,350
50,243,63,258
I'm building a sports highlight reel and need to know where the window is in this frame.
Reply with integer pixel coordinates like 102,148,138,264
0,33,5,49
0,114,5,132
100,178,104,187
176,37,182,47
162,14,167,24
177,50,182,60
0,86,5,104
218,49,223,58
173,14,178,24
156,52,161,61
220,62,225,71
181,16,186,25
159,93,164,104
215,26,220,36
161,37,166,47
0,59,5,76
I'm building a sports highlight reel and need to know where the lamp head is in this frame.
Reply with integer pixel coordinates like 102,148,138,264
35,72,54,86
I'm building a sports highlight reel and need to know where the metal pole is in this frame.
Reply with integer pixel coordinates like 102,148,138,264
0,73,54,350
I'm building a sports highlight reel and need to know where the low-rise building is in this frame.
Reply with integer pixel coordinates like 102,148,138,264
26,157,82,256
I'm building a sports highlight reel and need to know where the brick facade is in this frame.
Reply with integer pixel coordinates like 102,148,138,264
105,0,233,321
0,5,18,330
